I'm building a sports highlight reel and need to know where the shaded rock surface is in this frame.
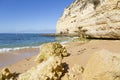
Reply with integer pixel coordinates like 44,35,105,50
0,68,12,80
83,49,120,80
56,0,120,39
0,68,17,80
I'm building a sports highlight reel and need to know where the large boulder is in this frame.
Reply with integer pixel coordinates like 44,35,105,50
35,42,68,63
83,50,120,80
18,56,63,80
18,42,67,80
56,0,120,39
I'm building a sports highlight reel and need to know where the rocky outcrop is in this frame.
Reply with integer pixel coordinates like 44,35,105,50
56,0,120,39
18,42,67,80
82,50,120,80
35,42,68,63
0,68,16,80
62,64,84,80
0,42,68,80
18,56,63,80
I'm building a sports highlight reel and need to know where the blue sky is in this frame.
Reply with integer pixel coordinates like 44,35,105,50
0,0,73,33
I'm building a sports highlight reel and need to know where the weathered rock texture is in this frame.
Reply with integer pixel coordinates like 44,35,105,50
62,64,84,80
56,0,120,39
0,68,15,80
18,42,67,80
35,42,68,63
18,56,63,80
83,50,120,80
0,68,11,80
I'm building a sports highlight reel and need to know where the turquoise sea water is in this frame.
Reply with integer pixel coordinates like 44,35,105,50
0,33,72,52
0,33,73,67
0,33,57,52
0,33,56,48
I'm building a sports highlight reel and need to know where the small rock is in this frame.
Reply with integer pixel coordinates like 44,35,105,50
0,68,13,80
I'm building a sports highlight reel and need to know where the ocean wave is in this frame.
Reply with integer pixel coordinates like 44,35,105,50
60,41,70,45
0,37,76,53
60,37,79,44
0,46,39,53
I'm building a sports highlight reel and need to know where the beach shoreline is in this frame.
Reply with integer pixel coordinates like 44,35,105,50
0,48,39,70
1,40,120,79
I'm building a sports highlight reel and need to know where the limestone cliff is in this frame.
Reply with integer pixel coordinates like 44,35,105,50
56,0,120,39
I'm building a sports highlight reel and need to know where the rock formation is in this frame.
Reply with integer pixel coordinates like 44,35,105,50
62,64,84,80
2,42,120,80
82,50,120,80
56,0,120,39
35,42,68,63
0,68,15,80
18,56,63,80
18,42,67,80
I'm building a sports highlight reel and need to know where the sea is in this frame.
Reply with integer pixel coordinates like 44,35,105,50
0,33,74,67
0,33,71,53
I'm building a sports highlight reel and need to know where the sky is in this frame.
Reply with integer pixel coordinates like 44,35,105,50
0,0,73,33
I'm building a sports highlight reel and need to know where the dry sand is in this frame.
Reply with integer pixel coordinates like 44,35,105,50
0,40,120,74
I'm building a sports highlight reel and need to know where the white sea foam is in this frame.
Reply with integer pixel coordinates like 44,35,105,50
0,37,78,53
60,37,80,45
0,46,39,53
60,41,69,45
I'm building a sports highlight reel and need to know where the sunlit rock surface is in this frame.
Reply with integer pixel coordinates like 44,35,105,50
56,0,120,39
18,56,63,80
35,42,68,63
62,64,84,80
83,50,120,80
18,42,67,80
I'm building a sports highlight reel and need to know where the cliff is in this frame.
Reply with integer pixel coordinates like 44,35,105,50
56,0,120,39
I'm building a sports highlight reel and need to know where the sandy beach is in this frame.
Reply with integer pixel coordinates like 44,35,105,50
0,48,39,73
1,39,120,75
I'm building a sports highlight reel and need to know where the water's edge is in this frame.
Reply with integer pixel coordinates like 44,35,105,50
0,48,39,68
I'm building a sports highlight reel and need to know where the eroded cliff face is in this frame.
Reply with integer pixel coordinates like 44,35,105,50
56,0,120,39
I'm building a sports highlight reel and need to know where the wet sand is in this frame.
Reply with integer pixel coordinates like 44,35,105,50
0,48,39,72
1,40,120,74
